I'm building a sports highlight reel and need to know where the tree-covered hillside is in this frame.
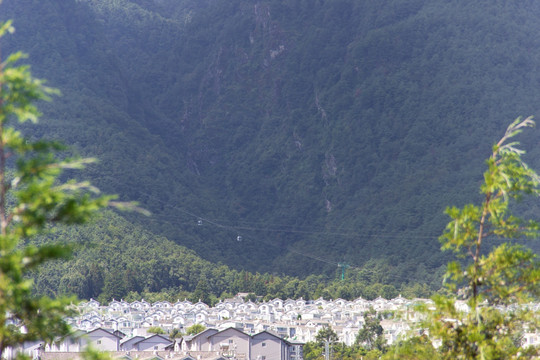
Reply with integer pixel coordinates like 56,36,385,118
2,0,540,291
35,210,432,303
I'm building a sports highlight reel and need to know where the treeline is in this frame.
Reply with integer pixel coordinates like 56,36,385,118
33,211,435,305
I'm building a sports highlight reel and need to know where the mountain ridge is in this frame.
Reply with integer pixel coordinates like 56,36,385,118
2,0,540,292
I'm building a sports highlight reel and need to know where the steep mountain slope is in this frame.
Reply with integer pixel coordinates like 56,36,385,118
2,0,540,286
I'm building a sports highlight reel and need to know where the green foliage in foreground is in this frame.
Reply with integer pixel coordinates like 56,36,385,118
385,118,540,359
315,325,338,345
0,17,115,360
304,322,386,360
356,308,386,352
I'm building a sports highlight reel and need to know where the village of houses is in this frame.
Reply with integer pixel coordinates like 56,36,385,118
7,294,540,360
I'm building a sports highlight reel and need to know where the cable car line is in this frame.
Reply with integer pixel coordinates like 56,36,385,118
100,176,440,239
97,176,442,269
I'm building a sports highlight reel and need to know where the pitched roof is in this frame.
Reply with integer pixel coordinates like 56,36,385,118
120,335,145,345
252,330,285,342
132,334,173,346
184,328,218,342
86,327,122,339
209,327,250,339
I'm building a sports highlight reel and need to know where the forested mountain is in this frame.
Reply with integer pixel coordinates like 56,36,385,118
2,0,540,299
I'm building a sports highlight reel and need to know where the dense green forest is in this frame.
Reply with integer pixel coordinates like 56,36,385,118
34,210,432,303
1,0,540,301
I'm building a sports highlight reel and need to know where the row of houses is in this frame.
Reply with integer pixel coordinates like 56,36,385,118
6,295,539,359
181,327,303,360
3,327,178,360
71,295,419,346
9,326,303,360
7,295,415,359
